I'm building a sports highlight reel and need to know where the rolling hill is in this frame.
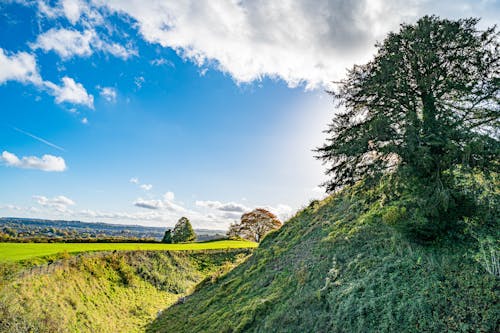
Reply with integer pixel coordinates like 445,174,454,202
150,184,499,332
0,249,252,332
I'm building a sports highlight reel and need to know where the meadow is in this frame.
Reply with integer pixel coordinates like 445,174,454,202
0,240,257,262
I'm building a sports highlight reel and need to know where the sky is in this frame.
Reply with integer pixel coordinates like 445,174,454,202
1,0,499,229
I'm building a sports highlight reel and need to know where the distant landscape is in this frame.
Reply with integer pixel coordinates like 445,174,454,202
0,217,226,242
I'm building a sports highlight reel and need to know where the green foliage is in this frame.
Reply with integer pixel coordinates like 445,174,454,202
474,236,500,277
149,184,499,332
172,217,196,243
317,15,499,240
0,249,252,332
162,229,172,243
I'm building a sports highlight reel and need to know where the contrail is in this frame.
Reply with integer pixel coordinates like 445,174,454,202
12,127,66,152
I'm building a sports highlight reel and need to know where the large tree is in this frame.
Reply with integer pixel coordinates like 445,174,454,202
171,217,196,243
162,229,172,243
317,16,499,237
227,208,282,242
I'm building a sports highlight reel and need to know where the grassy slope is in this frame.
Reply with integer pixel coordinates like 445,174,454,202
0,249,252,332
0,240,257,262
150,188,499,332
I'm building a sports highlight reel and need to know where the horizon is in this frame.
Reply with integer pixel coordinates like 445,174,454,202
0,215,227,231
1,0,499,229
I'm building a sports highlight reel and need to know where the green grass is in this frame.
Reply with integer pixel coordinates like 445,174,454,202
0,249,253,332
0,240,257,262
150,184,499,332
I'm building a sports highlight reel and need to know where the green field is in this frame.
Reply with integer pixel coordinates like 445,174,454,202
0,240,257,262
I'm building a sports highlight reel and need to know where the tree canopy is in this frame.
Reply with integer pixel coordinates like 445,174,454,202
162,229,172,243
171,217,196,243
317,16,499,239
227,208,282,242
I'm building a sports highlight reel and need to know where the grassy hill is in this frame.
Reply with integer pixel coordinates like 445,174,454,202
150,185,499,332
0,249,252,332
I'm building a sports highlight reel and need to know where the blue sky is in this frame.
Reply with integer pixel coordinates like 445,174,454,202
1,0,499,229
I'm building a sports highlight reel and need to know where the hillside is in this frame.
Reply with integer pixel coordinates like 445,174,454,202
0,249,252,332
150,185,499,332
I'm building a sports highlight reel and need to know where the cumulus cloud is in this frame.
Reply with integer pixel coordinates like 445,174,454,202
133,198,163,210
38,0,105,26
196,200,248,213
25,0,500,90
44,77,94,108
195,199,293,223
31,28,136,60
33,195,75,212
96,0,417,89
31,28,94,58
129,177,154,191
0,48,93,107
140,184,152,191
0,48,42,85
262,204,294,222
34,195,75,206
134,192,185,212
98,86,117,102
1,151,67,172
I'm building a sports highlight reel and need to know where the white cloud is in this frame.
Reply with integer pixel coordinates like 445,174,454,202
28,0,500,90
140,184,152,191
61,0,86,24
95,39,137,59
196,199,293,223
1,204,23,211
31,28,94,59
150,58,173,67
133,198,163,210
0,48,42,85
38,0,103,25
33,195,75,212
262,204,294,222
196,200,248,213
34,195,75,207
129,177,154,192
0,48,93,107
134,76,144,89
1,151,67,172
97,0,418,89
81,117,88,124
31,28,136,60
133,191,185,212
99,86,117,102
163,191,175,201
45,77,94,108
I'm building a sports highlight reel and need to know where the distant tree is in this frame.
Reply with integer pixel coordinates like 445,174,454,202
317,16,499,239
162,229,172,243
172,217,196,243
227,209,282,242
